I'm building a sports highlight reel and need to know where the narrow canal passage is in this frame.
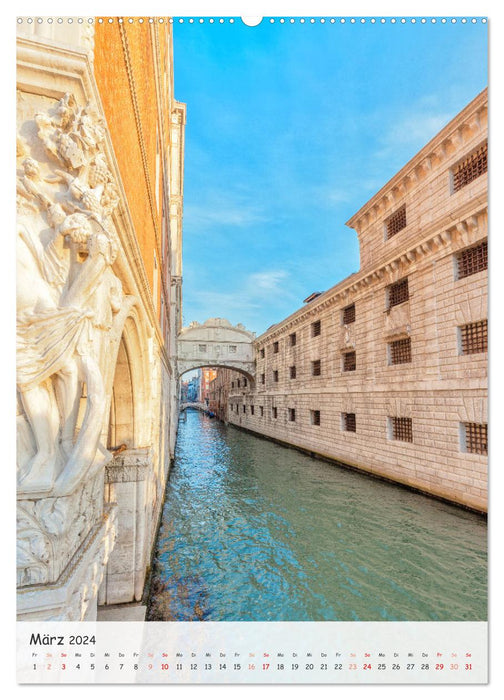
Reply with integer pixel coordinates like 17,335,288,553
147,410,487,622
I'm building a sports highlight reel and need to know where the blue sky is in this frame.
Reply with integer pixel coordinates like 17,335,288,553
173,17,487,336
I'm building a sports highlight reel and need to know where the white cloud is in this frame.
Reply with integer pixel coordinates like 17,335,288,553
184,193,268,230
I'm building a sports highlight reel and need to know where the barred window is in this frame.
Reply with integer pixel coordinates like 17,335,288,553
260,348,265,358
261,373,265,384
343,351,356,372
290,365,297,379
388,278,409,308
231,382,234,388
273,341,279,353
289,332,297,346
456,240,488,280
390,416,413,443
251,405,255,416
386,204,407,239
459,320,488,355
342,413,356,432
243,378,247,387
288,408,296,422
312,359,321,376
312,320,321,337
237,379,240,388
273,370,279,382
229,345,237,353
453,143,488,193
272,407,278,419
311,410,321,426
243,405,246,413
463,422,487,455
198,344,207,352
260,406,264,417
342,303,355,325
389,337,412,365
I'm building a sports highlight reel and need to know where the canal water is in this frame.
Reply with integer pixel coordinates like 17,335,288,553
147,410,487,622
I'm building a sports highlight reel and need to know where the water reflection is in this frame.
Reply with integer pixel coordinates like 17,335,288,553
147,410,487,621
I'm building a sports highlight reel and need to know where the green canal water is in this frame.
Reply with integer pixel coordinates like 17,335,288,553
147,410,487,622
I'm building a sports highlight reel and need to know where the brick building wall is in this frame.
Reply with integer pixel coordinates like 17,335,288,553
221,89,488,513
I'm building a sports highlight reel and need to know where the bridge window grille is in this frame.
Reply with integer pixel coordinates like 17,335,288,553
311,410,321,426
289,408,296,422
261,373,265,384
312,320,321,337
272,407,278,419
385,204,407,239
229,345,237,354
456,240,488,280
463,422,487,455
390,416,413,443
343,351,356,372
342,303,355,325
312,359,321,376
260,348,265,358
459,320,488,355
273,341,279,353
290,365,297,379
452,142,488,193
198,344,207,352
342,413,356,432
290,332,297,346
273,370,279,382
387,278,409,309
260,406,264,417
389,338,412,365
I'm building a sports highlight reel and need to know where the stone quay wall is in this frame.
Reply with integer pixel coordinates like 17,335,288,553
222,90,488,513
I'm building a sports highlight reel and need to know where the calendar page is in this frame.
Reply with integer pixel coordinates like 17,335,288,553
15,6,488,686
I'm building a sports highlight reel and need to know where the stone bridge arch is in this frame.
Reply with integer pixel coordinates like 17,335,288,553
177,318,256,383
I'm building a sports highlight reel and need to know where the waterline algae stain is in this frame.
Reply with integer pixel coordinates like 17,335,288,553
147,411,486,622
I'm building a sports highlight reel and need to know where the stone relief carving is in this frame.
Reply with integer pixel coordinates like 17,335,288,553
17,93,124,501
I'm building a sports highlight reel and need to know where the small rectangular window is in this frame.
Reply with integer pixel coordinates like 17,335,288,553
289,332,297,346
198,344,207,352
462,422,487,455
456,240,488,280
260,406,264,417
260,348,265,358
288,408,296,422
387,278,409,308
342,303,355,325
261,373,265,384
385,204,407,239
459,320,488,355
311,410,321,426
312,320,321,337
251,405,255,415
243,404,246,413
231,381,234,388
390,416,413,443
312,359,321,376
229,345,237,354
290,365,297,379
273,341,279,353
237,379,241,388
452,142,488,193
243,378,247,387
389,337,412,365
273,370,279,382
272,407,278,419
342,413,356,432
343,351,356,372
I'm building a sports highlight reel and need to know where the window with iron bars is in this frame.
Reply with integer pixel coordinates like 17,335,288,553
273,341,279,353
250,405,255,416
342,413,356,432
273,370,279,382
456,240,488,280
342,303,355,325
390,416,413,443
343,351,356,372
452,142,488,193
289,332,297,346
463,422,487,455
312,359,321,376
387,278,409,308
260,406,264,417
311,410,321,426
312,320,321,337
243,404,246,413
260,348,265,358
272,407,278,419
261,373,265,384
288,408,296,422
389,337,412,365
459,319,488,355
385,204,407,239
290,365,297,379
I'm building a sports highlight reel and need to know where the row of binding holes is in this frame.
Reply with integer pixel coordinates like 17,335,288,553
17,17,487,25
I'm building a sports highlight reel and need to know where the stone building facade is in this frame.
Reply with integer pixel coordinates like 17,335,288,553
16,18,185,620
222,89,488,513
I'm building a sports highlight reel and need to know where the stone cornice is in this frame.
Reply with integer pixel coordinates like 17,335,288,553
255,206,487,345
346,88,488,234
